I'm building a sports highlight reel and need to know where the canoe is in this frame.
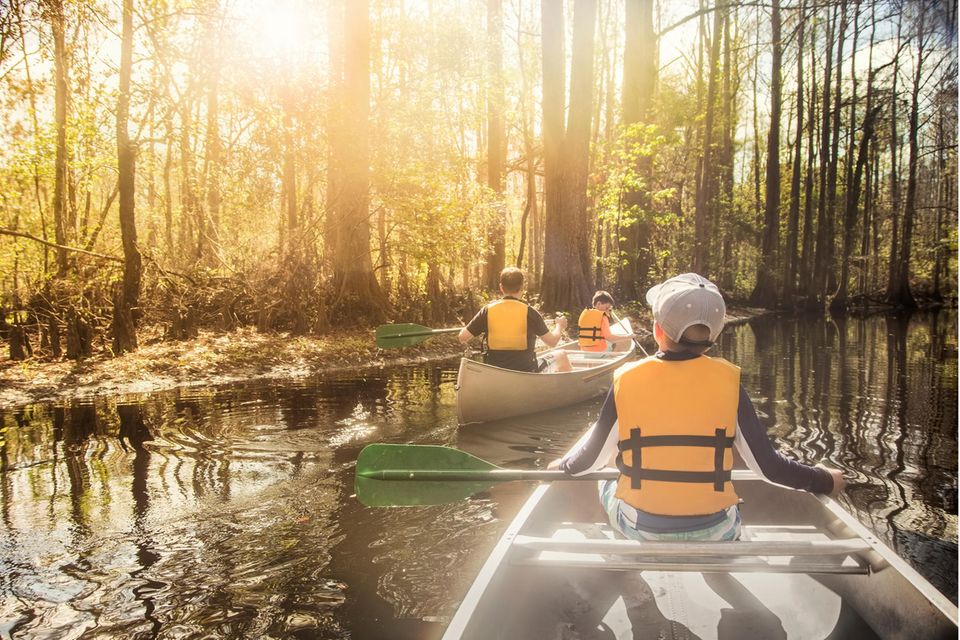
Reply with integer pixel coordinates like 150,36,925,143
442,471,958,639
455,319,636,425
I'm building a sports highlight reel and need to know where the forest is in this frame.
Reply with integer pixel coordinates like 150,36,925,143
0,0,956,361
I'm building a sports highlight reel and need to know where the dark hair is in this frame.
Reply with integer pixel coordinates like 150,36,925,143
592,290,614,306
500,267,525,293
674,324,713,355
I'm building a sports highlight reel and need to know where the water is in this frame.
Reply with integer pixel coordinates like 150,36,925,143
0,311,956,638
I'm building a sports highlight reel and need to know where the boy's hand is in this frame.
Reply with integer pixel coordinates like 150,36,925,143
555,316,568,333
817,464,846,496
547,458,563,471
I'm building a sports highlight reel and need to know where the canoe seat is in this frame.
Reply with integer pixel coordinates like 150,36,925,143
510,523,874,575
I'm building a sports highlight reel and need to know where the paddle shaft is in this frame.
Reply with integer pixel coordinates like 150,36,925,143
359,469,615,481
358,469,758,482
610,312,650,357
379,327,461,340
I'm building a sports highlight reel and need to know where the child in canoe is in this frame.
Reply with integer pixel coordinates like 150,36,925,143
459,267,572,373
577,290,637,353
551,273,844,541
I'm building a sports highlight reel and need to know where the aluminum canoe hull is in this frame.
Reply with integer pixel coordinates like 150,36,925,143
442,476,958,640
455,344,634,425
455,319,635,425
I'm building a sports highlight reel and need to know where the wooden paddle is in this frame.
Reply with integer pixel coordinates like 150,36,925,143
355,443,753,506
375,323,461,348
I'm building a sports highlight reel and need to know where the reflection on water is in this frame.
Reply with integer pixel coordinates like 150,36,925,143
0,311,956,638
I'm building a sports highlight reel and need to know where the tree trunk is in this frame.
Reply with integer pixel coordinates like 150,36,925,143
799,16,817,295
750,0,782,306
832,106,881,312
49,0,70,275
483,0,506,290
327,0,389,322
113,0,140,354
693,0,724,275
784,1,804,303
823,1,848,297
885,13,903,301
619,0,656,297
859,2,877,303
718,6,735,292
282,104,298,243
203,14,222,259
889,8,926,308
540,0,595,312
810,3,836,303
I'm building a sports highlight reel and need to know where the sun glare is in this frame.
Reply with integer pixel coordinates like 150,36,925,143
240,0,312,61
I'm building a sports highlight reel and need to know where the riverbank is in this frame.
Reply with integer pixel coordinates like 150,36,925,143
0,307,767,409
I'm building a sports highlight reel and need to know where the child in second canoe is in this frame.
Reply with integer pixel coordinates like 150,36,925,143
577,290,636,353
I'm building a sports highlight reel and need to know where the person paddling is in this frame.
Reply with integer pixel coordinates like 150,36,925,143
577,290,636,353
550,273,844,541
459,267,572,373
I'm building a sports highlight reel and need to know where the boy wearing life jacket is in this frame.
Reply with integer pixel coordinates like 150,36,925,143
577,290,635,353
459,267,572,373
550,273,844,541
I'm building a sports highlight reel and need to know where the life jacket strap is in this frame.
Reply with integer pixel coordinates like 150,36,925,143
577,326,602,340
616,427,734,491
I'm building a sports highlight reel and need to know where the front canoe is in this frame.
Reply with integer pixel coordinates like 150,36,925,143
455,320,635,425
442,475,958,640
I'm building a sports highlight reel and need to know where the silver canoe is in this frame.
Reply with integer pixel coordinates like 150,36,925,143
442,473,958,639
456,319,636,425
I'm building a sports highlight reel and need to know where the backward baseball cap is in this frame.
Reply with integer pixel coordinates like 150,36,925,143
645,273,726,343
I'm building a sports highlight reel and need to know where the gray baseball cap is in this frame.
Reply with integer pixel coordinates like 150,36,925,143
645,273,726,343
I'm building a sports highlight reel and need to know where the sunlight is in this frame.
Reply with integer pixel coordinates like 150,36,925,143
238,0,312,62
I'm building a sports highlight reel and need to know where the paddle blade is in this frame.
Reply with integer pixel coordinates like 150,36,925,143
355,444,498,507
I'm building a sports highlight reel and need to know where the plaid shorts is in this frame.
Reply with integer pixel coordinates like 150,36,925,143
599,479,741,542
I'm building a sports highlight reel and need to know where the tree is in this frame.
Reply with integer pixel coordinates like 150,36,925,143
483,0,505,290
750,0,782,305
540,0,597,311
619,0,657,298
888,1,933,307
692,0,724,276
327,0,389,322
47,0,70,276
783,1,805,303
113,0,141,354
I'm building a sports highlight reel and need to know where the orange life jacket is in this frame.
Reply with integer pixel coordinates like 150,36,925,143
577,308,607,352
486,299,528,350
612,355,741,515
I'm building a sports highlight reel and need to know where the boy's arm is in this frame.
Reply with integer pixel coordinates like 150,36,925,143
549,388,619,474
603,314,636,343
537,314,567,347
459,308,486,343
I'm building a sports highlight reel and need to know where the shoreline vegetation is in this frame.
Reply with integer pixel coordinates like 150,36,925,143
0,306,778,409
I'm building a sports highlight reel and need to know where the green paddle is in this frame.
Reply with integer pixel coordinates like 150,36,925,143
375,323,462,348
355,443,619,507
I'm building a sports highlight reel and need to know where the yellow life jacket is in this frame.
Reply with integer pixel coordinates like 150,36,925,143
612,355,740,515
577,308,607,352
486,299,529,350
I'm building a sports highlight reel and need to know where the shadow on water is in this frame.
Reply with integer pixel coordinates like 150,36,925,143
0,312,956,638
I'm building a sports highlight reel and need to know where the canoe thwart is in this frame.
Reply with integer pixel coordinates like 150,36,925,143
512,534,873,557
511,556,872,575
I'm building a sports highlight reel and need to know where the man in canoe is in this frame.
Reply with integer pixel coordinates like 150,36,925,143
577,290,637,353
551,273,844,541
458,267,572,373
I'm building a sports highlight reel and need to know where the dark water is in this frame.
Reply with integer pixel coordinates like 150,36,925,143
0,312,956,638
